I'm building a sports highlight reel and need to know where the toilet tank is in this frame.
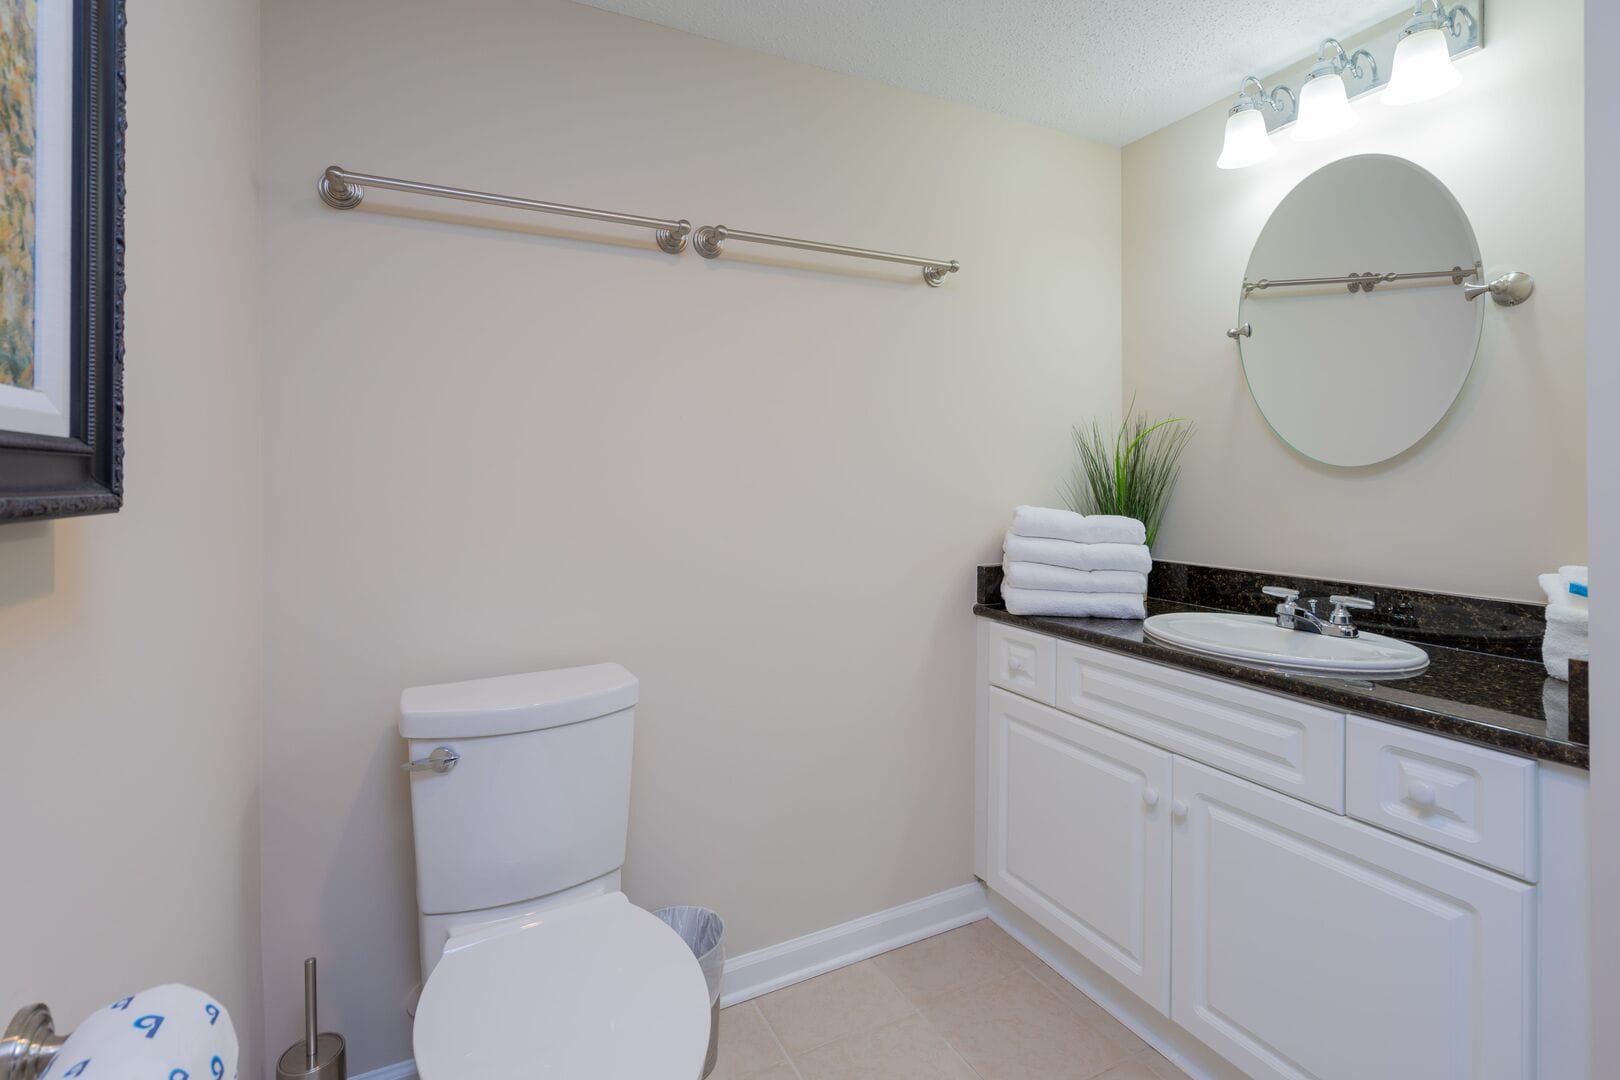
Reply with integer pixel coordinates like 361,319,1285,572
399,663,639,916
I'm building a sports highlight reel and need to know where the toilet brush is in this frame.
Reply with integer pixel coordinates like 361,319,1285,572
276,958,347,1080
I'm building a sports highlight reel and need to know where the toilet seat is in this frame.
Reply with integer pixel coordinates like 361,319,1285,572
413,892,710,1079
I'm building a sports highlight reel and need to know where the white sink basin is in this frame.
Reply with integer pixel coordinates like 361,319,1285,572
1143,611,1429,676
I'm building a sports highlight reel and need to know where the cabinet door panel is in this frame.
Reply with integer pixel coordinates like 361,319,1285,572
988,688,1172,1013
1171,758,1534,1080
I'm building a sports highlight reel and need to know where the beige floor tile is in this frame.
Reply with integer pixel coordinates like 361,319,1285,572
966,916,1037,962
875,920,1027,1001
750,1067,801,1080
1092,1061,1161,1080
1026,960,1150,1054
1136,1048,1193,1080
710,1002,789,1080
791,1014,979,1080
918,968,1137,1080
756,959,916,1053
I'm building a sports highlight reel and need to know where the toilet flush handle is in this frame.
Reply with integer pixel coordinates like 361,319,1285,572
402,746,459,774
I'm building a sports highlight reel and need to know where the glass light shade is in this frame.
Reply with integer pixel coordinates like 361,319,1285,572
1383,27,1462,105
1216,107,1275,170
1290,72,1358,142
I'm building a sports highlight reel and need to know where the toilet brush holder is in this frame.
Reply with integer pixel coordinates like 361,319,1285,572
276,958,346,1080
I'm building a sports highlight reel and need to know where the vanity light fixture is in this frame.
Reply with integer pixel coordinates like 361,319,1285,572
1290,39,1376,142
1216,1,1484,167
1384,1,1478,105
1216,77,1295,170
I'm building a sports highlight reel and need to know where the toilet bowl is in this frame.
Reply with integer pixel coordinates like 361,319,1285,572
399,664,710,1078
413,892,709,1079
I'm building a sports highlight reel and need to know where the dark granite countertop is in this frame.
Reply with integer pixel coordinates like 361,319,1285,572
975,570,1587,769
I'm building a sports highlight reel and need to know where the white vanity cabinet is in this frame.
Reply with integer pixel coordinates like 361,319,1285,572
975,619,1585,1080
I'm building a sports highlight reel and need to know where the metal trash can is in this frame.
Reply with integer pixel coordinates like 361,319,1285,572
654,906,725,1078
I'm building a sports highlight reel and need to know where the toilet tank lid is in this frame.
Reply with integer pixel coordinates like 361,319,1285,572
399,663,639,739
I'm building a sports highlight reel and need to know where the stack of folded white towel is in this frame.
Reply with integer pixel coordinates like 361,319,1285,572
1001,506,1150,619
1539,565,1589,681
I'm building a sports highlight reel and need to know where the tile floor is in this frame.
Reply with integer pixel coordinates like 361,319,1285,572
711,919,1191,1080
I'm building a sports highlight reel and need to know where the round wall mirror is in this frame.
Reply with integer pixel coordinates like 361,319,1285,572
1237,155,1483,466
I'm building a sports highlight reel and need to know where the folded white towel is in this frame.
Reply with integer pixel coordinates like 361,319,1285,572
1543,601,1589,681
1003,560,1148,595
1003,588,1147,620
1003,533,1153,574
1011,506,1146,547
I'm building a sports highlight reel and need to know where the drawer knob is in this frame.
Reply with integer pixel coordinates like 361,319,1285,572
1142,787,1160,809
1407,780,1438,809
1171,799,1189,821
1008,657,1029,676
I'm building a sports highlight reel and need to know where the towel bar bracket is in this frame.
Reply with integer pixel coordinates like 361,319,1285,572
3,1004,66,1080
317,172,364,211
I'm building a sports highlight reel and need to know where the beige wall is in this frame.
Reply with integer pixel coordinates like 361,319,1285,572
1122,0,1586,602
259,0,1120,1071
0,0,264,1070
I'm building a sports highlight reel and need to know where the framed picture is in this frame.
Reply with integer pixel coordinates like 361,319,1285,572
0,0,123,523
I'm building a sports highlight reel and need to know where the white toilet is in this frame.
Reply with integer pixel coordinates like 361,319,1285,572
398,663,711,1079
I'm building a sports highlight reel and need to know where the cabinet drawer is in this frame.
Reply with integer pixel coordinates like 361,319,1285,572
986,621,1056,705
1346,717,1538,881
1055,641,1345,812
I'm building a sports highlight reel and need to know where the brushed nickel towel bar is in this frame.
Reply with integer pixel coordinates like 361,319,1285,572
315,165,959,286
691,225,960,286
317,165,693,254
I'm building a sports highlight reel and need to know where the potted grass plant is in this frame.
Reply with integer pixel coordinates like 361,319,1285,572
1063,401,1193,548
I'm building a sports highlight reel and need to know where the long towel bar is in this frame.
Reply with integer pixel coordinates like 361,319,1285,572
317,165,692,253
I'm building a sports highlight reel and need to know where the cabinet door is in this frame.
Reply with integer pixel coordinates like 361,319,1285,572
987,687,1172,1013
1171,758,1534,1080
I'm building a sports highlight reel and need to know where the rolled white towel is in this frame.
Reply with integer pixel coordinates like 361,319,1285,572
1003,560,1148,595
1003,588,1147,620
1543,601,1589,681
1011,506,1146,547
1003,533,1152,574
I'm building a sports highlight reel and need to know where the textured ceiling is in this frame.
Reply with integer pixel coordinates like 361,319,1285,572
580,0,1408,145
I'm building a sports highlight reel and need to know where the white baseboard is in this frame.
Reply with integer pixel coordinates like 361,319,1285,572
351,1061,417,1080
718,881,987,1007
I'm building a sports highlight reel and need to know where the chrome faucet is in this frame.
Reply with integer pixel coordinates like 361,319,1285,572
1262,586,1374,638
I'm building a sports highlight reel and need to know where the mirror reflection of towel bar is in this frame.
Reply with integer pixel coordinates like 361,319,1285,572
1241,263,1532,304
1229,265,1534,338
1244,263,1477,294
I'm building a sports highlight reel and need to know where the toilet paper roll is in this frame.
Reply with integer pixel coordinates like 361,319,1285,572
44,984,238,1080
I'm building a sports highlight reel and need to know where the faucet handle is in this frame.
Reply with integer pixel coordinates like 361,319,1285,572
1262,586,1299,603
1328,594,1374,624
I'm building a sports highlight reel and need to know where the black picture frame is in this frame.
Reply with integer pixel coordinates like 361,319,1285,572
0,0,124,523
